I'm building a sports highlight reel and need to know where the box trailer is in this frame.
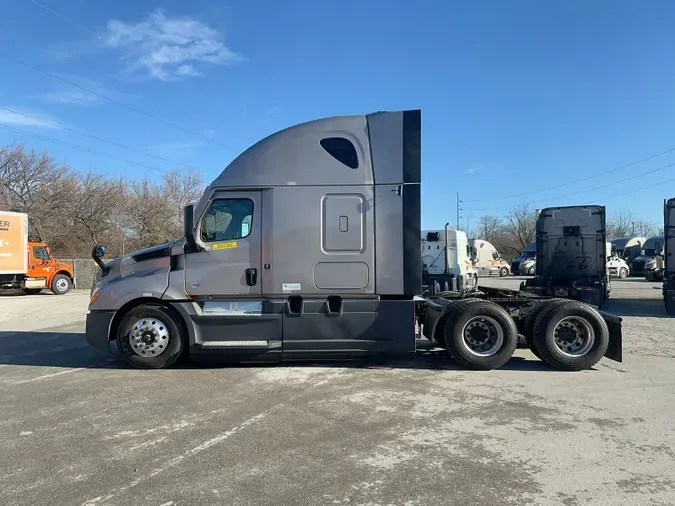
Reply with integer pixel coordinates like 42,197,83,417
84,109,622,372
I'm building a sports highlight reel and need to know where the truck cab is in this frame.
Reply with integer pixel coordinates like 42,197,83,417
631,236,665,277
521,205,610,308
422,227,478,293
511,241,536,276
84,109,623,373
606,242,630,278
23,242,74,295
665,198,675,315
468,239,510,277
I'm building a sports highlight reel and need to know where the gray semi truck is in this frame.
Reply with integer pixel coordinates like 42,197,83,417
520,205,611,309
664,198,674,315
85,109,622,372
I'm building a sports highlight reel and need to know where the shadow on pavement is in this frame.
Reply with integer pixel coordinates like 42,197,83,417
0,331,563,372
605,298,669,318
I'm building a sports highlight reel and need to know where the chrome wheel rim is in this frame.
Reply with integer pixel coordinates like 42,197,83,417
129,318,169,356
553,316,595,357
56,278,69,292
460,316,504,357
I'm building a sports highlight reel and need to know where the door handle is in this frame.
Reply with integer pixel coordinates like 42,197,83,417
245,268,257,286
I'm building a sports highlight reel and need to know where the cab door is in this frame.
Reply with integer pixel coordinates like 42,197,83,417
185,191,262,297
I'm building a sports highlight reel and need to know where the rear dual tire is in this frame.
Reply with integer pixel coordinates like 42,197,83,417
530,301,609,371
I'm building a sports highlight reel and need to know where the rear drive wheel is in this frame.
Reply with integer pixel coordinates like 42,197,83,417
531,301,609,371
51,274,72,295
116,305,186,369
619,267,628,278
499,267,508,277
442,299,518,370
522,299,569,359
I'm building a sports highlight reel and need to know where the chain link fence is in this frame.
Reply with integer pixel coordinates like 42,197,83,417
57,258,98,291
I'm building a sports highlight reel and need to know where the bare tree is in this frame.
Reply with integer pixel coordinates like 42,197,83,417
67,169,127,247
606,208,635,239
504,203,537,249
0,144,76,243
477,215,502,242
633,219,658,237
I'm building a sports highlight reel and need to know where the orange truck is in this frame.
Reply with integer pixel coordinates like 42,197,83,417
0,211,75,295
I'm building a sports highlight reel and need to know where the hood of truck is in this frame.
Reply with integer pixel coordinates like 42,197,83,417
90,240,180,308
536,205,606,278
666,198,675,276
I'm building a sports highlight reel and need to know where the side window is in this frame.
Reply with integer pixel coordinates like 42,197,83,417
33,246,50,260
201,198,254,242
320,137,359,169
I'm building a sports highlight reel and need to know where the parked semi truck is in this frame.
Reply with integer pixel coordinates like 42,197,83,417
511,241,536,275
520,205,610,309
468,239,510,277
611,237,645,264
0,211,74,295
665,198,675,315
422,226,478,293
630,236,665,277
606,242,631,278
85,109,622,372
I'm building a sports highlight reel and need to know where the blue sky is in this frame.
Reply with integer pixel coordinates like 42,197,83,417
1,0,674,230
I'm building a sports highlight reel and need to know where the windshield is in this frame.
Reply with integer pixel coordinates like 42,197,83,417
520,250,536,259
641,249,656,257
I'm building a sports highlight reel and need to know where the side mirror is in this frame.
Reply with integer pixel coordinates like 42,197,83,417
184,205,200,252
91,245,109,276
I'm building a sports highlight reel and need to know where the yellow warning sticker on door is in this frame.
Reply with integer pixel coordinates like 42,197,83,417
213,241,237,250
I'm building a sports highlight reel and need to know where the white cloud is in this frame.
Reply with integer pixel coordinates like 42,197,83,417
0,107,60,129
104,9,241,80
466,166,479,174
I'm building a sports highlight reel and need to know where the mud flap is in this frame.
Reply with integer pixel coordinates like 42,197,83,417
598,310,622,362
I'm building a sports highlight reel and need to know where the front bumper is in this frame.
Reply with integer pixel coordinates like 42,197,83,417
85,310,115,351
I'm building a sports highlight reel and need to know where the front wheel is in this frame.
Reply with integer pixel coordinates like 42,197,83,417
527,266,535,276
618,267,628,278
116,305,186,369
442,299,518,370
499,267,508,277
51,274,72,295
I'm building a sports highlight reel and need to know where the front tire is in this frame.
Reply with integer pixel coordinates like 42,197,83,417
619,267,628,278
531,301,609,371
499,267,508,277
116,305,186,369
527,265,535,276
51,274,72,295
442,299,518,370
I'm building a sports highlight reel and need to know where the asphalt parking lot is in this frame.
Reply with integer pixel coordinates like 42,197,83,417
1,278,674,506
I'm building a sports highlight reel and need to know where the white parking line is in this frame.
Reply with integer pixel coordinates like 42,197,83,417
9,360,114,385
